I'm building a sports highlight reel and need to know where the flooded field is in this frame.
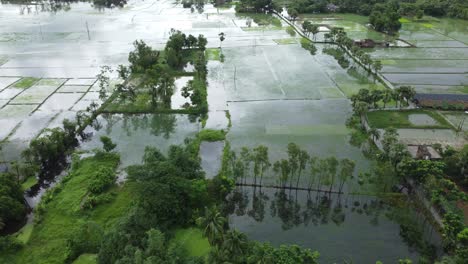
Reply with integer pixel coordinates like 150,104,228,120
299,13,468,94
0,1,448,263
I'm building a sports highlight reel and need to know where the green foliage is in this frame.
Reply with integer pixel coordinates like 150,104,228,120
0,236,23,253
66,222,104,263
0,173,26,226
98,144,210,263
128,40,160,74
286,26,296,36
87,167,116,194
300,38,317,55
99,136,116,152
170,228,210,257
24,119,78,168
397,159,445,184
198,129,226,142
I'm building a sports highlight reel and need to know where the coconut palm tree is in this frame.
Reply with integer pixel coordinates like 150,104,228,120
197,206,226,246
296,149,310,188
223,229,248,257
338,159,355,193
354,101,369,129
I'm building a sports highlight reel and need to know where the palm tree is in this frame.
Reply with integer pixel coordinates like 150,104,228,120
308,157,318,190
223,229,248,257
338,159,355,193
253,145,270,187
207,246,229,264
247,243,274,264
382,89,392,108
197,206,226,246
326,156,339,193
296,149,310,188
354,101,369,129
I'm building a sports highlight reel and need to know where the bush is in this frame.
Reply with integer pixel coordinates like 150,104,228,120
0,235,23,252
286,26,296,37
198,129,226,142
88,167,116,194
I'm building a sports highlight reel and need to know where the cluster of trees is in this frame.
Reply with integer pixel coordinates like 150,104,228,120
92,142,320,263
351,86,416,113
182,0,205,13
369,2,402,34
98,31,209,112
284,0,468,20
236,0,280,13
301,21,319,40
224,143,355,193
93,0,127,8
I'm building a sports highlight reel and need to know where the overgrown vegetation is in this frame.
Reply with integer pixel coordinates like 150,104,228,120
367,110,453,129
100,30,209,115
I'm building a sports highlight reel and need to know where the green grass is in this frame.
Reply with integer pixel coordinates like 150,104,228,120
198,129,226,142
399,18,411,23
1,152,135,264
206,48,221,61
72,254,97,264
21,176,37,190
15,222,34,244
367,109,454,129
273,38,297,45
170,228,210,257
13,77,39,89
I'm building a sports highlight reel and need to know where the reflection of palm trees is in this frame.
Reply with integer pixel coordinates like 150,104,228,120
247,187,268,222
270,190,301,230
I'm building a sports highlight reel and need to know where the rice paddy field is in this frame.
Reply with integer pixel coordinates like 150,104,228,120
0,1,452,263
298,13,468,94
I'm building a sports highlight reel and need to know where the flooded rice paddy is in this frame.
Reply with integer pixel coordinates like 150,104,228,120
0,1,449,262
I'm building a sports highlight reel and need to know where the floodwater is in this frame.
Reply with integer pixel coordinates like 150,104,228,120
0,1,445,262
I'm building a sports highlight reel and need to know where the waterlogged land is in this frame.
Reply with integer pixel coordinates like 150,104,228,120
0,1,454,263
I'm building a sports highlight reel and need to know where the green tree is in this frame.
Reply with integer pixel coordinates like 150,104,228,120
100,136,117,152
338,159,355,193
0,173,26,225
223,229,248,260
253,145,270,186
197,206,226,246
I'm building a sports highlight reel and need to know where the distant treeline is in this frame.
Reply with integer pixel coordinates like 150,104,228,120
281,0,468,20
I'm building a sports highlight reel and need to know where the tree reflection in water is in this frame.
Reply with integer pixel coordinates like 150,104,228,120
226,186,397,231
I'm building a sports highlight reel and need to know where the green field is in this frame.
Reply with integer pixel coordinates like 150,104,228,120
367,110,453,129
170,228,210,257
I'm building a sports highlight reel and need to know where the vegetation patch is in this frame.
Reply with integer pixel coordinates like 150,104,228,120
21,176,37,190
274,38,297,45
13,77,39,89
170,228,210,257
206,48,221,61
72,254,97,264
198,129,226,142
3,152,134,263
367,110,453,129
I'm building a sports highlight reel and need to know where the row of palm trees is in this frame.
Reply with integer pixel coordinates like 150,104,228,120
226,143,356,193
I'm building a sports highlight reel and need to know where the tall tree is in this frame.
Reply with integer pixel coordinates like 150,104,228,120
197,206,226,246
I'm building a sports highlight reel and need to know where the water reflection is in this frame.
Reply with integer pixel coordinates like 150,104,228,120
226,186,441,263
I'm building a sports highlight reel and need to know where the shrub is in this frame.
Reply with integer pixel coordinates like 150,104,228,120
88,167,115,194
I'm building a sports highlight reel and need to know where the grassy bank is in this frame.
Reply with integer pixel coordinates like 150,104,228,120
0,152,135,264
